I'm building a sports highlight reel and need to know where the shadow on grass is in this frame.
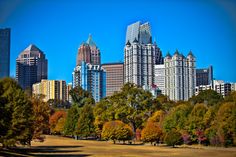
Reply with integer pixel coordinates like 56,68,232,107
0,145,91,157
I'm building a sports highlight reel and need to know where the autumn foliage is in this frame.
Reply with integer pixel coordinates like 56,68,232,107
101,120,133,144
141,121,162,144
49,110,67,134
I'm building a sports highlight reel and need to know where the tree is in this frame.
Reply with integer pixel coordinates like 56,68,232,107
163,104,192,132
77,104,95,138
0,78,34,147
214,102,236,146
64,105,79,135
69,86,93,107
141,121,162,144
31,95,50,141
189,90,223,106
164,129,182,147
101,120,133,144
188,103,208,131
49,110,67,134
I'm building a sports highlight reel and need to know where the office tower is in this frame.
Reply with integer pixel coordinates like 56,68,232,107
164,51,196,101
196,65,213,86
195,85,212,95
72,61,106,102
124,21,163,88
73,35,105,102
76,34,101,66
0,28,10,78
154,64,165,94
87,34,100,65
16,44,48,89
32,79,67,102
101,62,124,96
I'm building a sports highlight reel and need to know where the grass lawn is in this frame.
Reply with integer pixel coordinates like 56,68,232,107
0,135,236,157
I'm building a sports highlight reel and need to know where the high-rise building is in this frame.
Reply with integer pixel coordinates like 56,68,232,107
16,44,48,90
124,21,163,88
72,61,106,102
196,66,213,87
76,34,100,66
32,79,67,102
0,28,10,78
73,35,105,102
164,51,196,101
87,34,100,65
101,62,124,96
154,64,165,94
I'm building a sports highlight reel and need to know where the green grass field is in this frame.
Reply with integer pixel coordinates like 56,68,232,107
1,135,236,157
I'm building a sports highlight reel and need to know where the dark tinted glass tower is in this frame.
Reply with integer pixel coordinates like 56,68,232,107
16,44,48,90
0,28,10,78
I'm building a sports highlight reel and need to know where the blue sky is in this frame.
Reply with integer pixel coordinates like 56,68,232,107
1,0,236,83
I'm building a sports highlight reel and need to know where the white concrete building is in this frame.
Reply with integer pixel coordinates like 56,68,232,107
164,51,196,101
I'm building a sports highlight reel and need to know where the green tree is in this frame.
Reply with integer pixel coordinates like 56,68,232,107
163,104,192,132
77,104,95,138
215,102,236,146
0,78,34,147
164,129,182,147
69,86,93,107
64,105,79,135
189,90,223,106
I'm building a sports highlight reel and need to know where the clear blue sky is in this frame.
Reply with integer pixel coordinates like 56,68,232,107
1,0,236,83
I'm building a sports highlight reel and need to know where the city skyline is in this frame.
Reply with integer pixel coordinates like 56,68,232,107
1,0,236,83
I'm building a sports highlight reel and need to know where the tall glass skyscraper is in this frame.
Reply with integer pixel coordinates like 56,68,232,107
16,44,48,90
124,21,163,88
0,28,10,78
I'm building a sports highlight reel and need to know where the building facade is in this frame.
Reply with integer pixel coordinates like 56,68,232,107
32,79,67,102
0,28,10,78
213,80,232,97
164,51,196,101
196,65,213,87
66,83,72,103
101,62,124,96
124,21,163,88
16,44,48,89
154,64,165,94
72,61,106,102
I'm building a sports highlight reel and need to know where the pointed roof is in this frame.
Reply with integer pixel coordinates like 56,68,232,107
24,44,42,52
86,34,97,47
187,50,195,57
133,38,138,43
165,51,172,58
126,40,131,46
173,49,180,56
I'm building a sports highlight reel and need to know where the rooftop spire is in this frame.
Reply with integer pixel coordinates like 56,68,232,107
86,34,97,47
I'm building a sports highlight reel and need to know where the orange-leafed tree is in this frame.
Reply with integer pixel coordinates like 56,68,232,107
49,110,67,134
101,120,133,144
141,121,163,144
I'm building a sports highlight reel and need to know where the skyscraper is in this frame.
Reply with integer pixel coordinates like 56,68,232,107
73,35,105,102
0,28,10,78
164,51,196,101
16,44,48,90
72,61,106,102
124,21,163,87
101,62,124,96
76,34,101,66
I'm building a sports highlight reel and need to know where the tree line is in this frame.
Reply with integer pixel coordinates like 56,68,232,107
0,78,235,148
